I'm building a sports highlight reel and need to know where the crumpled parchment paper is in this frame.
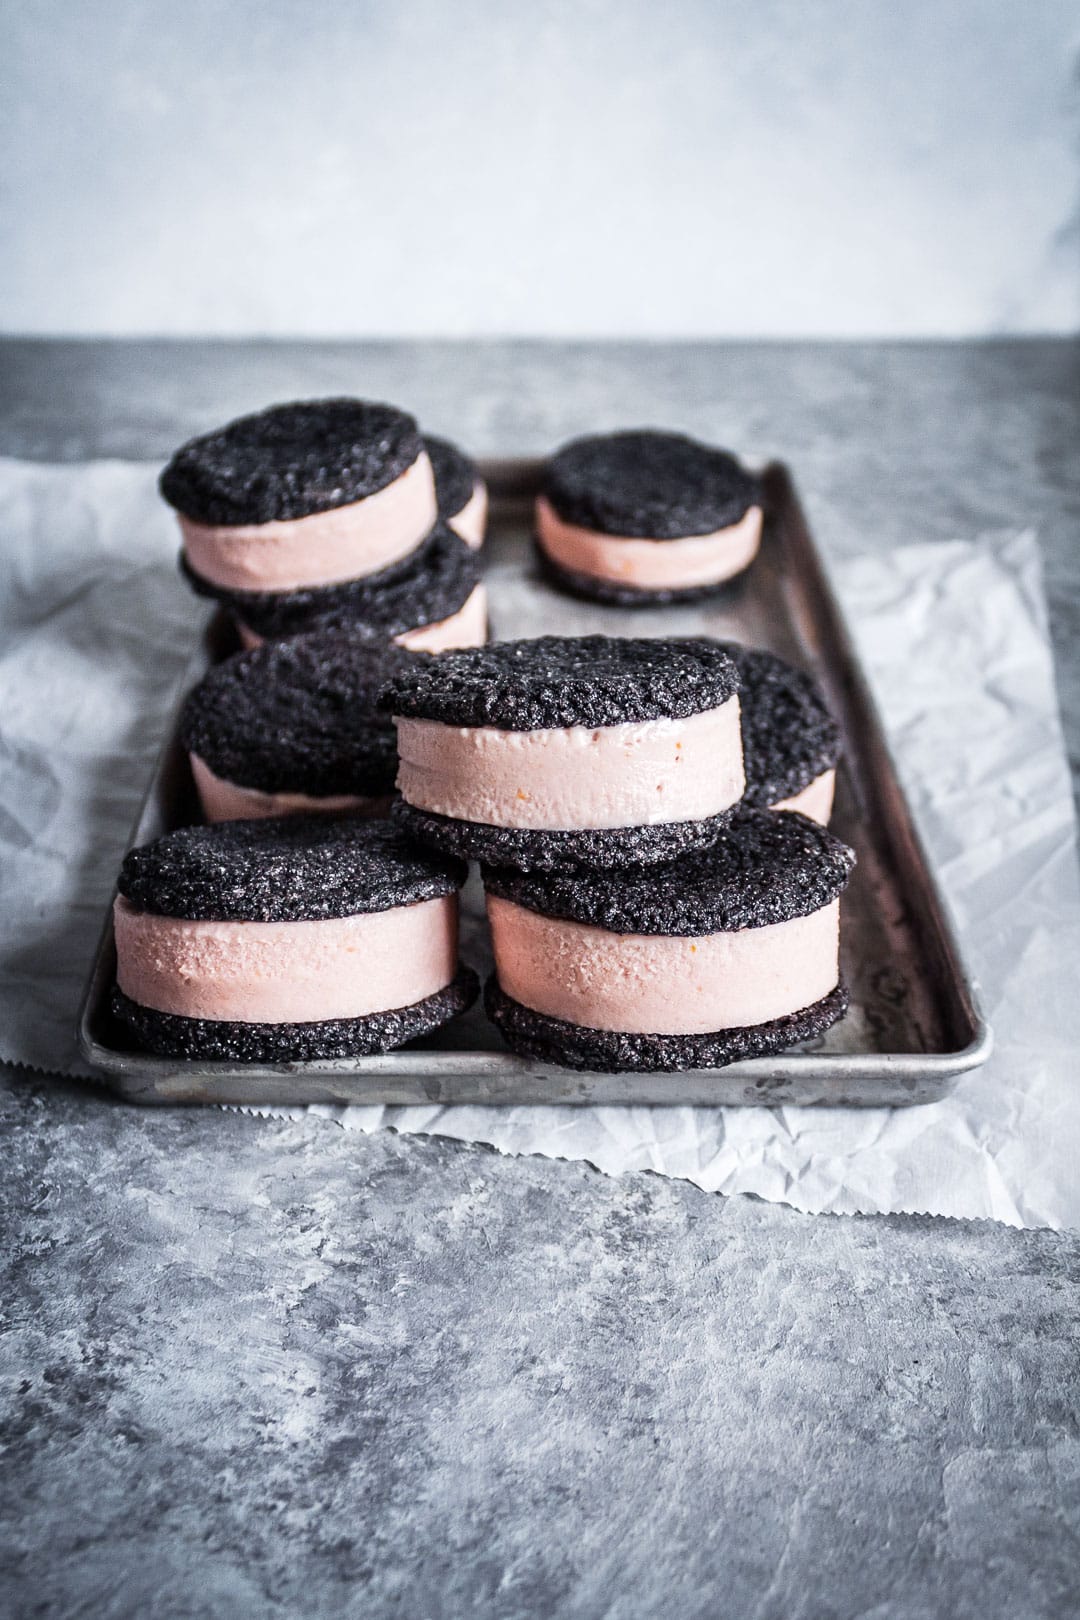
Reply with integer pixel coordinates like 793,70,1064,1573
2,458,1078,1228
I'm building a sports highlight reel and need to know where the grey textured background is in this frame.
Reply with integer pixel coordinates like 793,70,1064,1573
2,1,1078,337
3,1073,1080,1620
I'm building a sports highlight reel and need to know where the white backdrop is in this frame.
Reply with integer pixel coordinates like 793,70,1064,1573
2,0,1077,337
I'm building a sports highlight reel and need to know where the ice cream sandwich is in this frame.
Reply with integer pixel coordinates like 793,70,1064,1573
383,635,746,871
111,817,477,1061
180,628,417,822
162,398,438,600
482,808,854,1072
536,430,763,604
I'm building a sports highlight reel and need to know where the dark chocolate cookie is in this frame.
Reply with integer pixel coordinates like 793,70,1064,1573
543,431,761,539
484,976,849,1073
380,635,739,731
118,815,467,924
113,968,479,1063
718,643,842,806
160,398,423,526
183,521,482,642
482,808,855,932
180,629,417,799
425,434,479,520
394,801,739,873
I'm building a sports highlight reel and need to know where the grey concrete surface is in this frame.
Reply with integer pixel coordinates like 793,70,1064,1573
1,340,1079,1617
3,1074,1080,1620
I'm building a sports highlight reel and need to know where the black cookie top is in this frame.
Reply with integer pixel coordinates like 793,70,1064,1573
180,629,418,797
719,643,842,805
543,431,762,539
483,808,854,934
425,435,479,519
193,521,482,643
380,635,739,731
118,816,467,924
160,398,423,527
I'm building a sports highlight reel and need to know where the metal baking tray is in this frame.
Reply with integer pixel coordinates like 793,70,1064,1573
77,458,991,1107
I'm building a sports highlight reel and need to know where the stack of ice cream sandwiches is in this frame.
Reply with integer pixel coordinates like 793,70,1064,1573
110,400,853,1074
381,632,852,1073
110,398,490,1063
160,398,489,649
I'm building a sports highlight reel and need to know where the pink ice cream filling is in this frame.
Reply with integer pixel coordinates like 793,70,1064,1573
114,893,458,1025
447,480,488,549
189,753,391,824
488,895,840,1035
535,495,763,592
395,583,489,652
395,699,745,831
180,451,437,593
773,768,836,826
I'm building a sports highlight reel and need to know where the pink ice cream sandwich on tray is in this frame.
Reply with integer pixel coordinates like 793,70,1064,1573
162,397,438,595
535,429,763,604
482,807,855,1073
180,627,420,823
111,817,477,1062
162,399,488,650
382,635,747,872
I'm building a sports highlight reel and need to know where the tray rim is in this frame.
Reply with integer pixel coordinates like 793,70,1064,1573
76,456,993,1105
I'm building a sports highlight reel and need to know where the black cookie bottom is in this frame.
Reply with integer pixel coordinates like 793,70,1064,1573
536,541,756,608
484,976,849,1073
112,967,478,1063
181,544,422,625
393,801,737,872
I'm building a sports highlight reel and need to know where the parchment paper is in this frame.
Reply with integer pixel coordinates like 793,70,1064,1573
2,458,1078,1228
